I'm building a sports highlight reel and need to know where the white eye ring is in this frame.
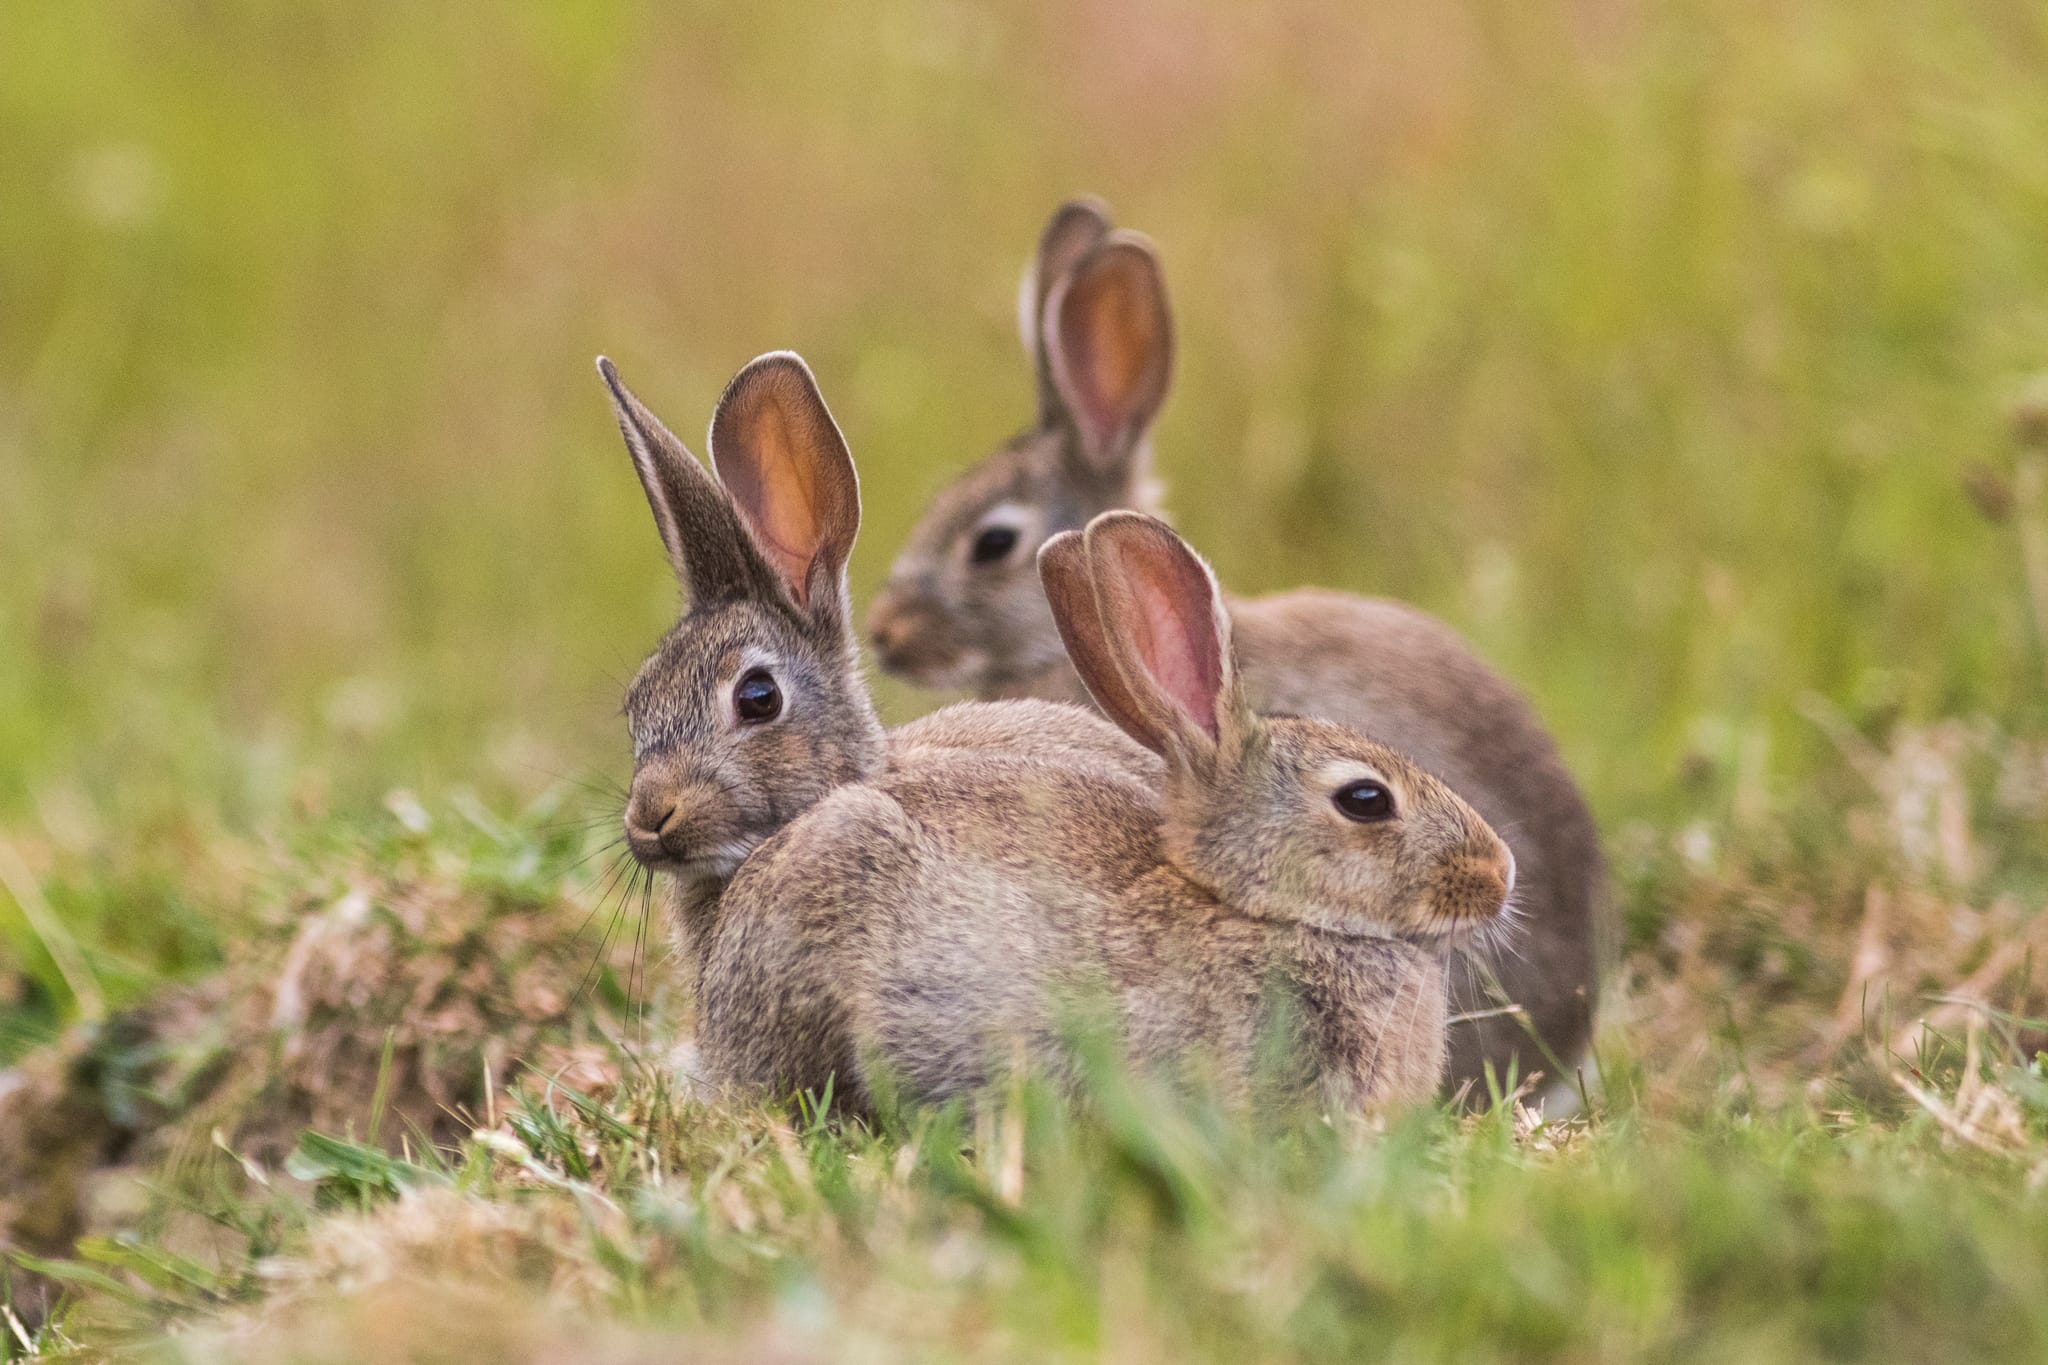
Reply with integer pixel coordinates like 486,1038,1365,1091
966,502,1036,566
1313,762,1395,820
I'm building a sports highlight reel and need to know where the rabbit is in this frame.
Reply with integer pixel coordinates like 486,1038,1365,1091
596,350,1158,975
864,198,1604,1105
695,510,1516,1117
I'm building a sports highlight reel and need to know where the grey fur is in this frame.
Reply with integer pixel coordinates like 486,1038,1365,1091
865,203,1605,1098
599,355,1510,1119
601,356,889,964
695,514,1513,1117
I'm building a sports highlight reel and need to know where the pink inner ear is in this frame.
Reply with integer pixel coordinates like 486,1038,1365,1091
740,475,818,605
1130,572,1221,741
720,396,825,607
752,537,815,607
1066,323,1132,446
1056,262,1159,456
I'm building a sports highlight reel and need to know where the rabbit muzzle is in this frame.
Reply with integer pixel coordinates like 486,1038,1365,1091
1418,838,1517,948
867,584,982,686
624,762,758,881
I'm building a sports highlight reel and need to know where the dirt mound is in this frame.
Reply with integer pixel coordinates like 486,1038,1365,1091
1,872,643,1317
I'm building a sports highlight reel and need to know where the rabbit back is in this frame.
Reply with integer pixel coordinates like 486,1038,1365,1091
886,697,1160,787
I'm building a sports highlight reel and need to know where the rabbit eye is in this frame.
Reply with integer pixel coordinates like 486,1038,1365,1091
733,669,782,724
1333,780,1395,822
970,524,1020,564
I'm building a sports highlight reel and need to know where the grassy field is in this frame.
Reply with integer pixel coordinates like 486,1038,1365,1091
6,0,2048,1358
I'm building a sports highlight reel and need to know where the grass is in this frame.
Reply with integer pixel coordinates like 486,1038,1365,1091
5,0,2048,1358
14,947,2048,1362
4,687,2046,1361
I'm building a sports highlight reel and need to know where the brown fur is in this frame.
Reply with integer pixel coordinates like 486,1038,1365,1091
598,354,1155,967
598,356,1507,1117
866,201,1604,1098
696,514,1512,1117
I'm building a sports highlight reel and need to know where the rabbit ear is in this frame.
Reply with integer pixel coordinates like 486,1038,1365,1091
1044,234,1174,482
1018,197,1114,424
598,357,778,608
710,352,862,633
1075,512,1248,766
1038,531,1160,748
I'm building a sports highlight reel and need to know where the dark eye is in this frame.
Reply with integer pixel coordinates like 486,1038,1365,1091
733,669,782,724
970,524,1020,564
1333,780,1395,822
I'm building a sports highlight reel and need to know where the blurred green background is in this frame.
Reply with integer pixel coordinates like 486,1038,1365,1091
4,0,2047,1037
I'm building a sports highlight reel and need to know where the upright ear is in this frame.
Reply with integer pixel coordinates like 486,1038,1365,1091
1038,531,1159,749
1075,512,1246,767
1018,197,1114,425
709,352,861,629
598,356,775,608
1043,233,1174,482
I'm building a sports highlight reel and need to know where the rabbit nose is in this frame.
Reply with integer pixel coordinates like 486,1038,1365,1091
869,600,926,664
624,782,686,864
1470,838,1516,913
867,593,906,650
1441,831,1515,925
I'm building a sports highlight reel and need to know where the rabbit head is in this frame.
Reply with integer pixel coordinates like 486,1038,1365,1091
599,353,885,889
868,198,1173,695
1039,513,1514,950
